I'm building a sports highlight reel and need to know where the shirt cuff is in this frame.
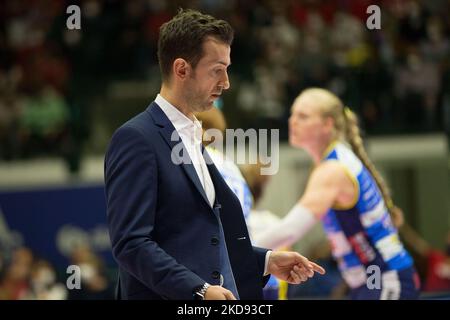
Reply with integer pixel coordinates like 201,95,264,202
263,250,272,276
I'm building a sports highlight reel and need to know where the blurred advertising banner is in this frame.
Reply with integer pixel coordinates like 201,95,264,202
0,184,113,268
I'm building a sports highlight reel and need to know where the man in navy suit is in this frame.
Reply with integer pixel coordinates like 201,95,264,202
104,9,324,300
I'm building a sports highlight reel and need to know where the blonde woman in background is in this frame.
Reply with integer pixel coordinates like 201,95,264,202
255,88,420,300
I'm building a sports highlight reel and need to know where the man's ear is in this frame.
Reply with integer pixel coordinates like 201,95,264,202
173,58,189,80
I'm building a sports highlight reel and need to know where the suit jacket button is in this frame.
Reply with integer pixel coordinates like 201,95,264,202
211,236,219,246
212,271,220,279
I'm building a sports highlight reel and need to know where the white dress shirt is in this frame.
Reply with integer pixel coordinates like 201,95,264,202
156,94,216,207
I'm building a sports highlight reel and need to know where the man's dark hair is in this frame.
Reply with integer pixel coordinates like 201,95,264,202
157,9,234,83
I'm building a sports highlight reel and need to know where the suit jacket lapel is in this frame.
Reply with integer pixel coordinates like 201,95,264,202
147,102,211,207
203,147,233,204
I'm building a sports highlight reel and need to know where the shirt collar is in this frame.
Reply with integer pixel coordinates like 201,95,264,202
155,94,203,142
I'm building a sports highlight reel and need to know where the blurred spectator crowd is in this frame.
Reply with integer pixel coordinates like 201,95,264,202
0,244,114,300
1,0,450,172
1,222,448,300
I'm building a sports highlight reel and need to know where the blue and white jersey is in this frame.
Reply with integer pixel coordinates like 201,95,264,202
206,147,253,220
321,142,413,289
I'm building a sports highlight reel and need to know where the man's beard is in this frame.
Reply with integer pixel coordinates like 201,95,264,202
185,88,212,112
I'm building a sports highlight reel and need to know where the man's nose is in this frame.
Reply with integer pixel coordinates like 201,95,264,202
222,71,230,90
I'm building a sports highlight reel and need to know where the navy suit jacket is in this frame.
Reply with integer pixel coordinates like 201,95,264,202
104,102,269,300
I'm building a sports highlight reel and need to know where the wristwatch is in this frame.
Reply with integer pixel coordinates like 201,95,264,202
193,282,211,300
